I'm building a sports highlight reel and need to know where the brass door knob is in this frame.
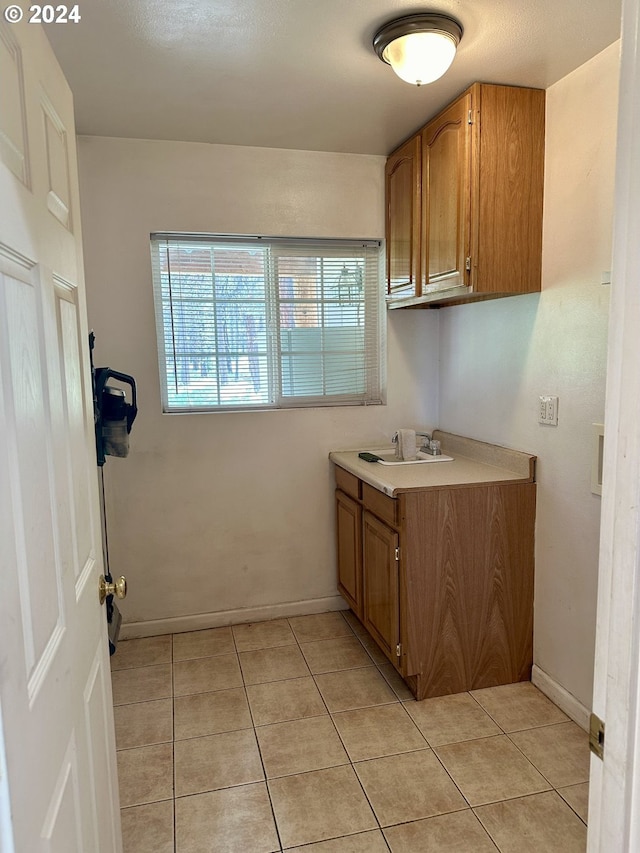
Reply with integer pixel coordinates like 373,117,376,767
98,574,127,606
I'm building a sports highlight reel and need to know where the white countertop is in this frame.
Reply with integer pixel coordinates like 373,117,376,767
329,432,535,497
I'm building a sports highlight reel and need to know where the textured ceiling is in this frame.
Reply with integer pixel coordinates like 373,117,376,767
44,0,622,155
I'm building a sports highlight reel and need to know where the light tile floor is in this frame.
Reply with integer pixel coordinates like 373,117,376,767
111,610,590,852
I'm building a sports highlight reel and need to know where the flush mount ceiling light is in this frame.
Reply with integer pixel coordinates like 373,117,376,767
373,13,463,86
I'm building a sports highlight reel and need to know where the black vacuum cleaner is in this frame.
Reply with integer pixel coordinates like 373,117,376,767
89,332,138,655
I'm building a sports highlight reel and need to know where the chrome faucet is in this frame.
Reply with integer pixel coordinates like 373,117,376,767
416,432,432,452
393,431,441,456
417,432,442,455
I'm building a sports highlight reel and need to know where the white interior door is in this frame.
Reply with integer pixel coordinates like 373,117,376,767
588,0,640,849
0,17,121,853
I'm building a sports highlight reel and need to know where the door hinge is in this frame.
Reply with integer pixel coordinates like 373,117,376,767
468,109,473,125
394,547,400,562
589,712,605,760
465,256,471,272
396,643,402,658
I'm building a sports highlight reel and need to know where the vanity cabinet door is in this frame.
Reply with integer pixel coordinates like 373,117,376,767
336,490,363,618
362,510,401,670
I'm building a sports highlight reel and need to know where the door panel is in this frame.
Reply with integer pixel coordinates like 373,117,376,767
421,94,472,292
0,23,29,185
56,282,96,582
427,127,460,277
3,269,64,678
362,510,400,667
83,645,119,853
385,135,420,296
336,490,362,617
0,18,121,853
41,736,83,852
41,92,72,229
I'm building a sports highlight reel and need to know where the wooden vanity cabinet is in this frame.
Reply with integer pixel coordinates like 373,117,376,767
385,82,545,308
334,470,536,700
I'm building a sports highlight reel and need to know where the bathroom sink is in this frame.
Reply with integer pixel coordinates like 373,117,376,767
376,452,453,466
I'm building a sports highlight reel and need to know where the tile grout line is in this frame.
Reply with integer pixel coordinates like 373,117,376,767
233,624,286,853
170,634,177,853
555,787,589,827
471,787,585,851
460,688,590,812
467,687,571,734
338,620,561,849
174,626,285,850
289,612,393,850
428,740,476,809
462,690,584,797
467,806,503,853
115,617,589,850
330,614,394,852
502,727,589,801
333,612,487,852
430,732,557,812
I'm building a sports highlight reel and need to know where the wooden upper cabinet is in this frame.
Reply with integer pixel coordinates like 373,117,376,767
421,93,472,294
386,83,545,308
385,135,421,296
472,84,545,298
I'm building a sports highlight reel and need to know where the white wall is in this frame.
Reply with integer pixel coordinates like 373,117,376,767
438,42,620,710
78,138,439,632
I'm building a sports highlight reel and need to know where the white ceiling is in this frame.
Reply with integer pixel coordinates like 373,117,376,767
44,0,622,156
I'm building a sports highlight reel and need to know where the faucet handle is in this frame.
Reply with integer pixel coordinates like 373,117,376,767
416,432,432,451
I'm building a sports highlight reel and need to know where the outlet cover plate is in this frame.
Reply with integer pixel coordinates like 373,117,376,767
539,395,559,426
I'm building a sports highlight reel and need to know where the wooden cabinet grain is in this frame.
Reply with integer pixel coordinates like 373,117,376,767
385,135,421,297
334,470,536,700
336,489,362,618
421,92,472,294
386,83,545,308
362,510,400,664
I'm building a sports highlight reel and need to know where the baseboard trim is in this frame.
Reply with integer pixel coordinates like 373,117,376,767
118,595,349,640
531,664,591,731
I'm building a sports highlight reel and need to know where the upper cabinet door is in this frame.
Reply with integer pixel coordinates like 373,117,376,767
385,135,421,297
421,93,472,294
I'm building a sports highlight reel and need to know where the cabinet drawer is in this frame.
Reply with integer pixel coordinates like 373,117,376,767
335,466,361,500
363,483,399,528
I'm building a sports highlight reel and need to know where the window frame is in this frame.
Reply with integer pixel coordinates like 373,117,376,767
150,233,385,414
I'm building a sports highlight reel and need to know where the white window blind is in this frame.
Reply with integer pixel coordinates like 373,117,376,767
150,233,384,413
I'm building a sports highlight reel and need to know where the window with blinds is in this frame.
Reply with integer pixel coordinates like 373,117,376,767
150,234,384,412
